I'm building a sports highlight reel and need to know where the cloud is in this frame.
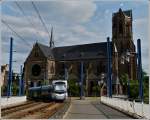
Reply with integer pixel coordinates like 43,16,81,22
1,1,97,73
120,3,124,7
47,0,96,23
1,1,149,74
1,0,97,47
6,1,96,24
133,17,149,74
133,17,148,49
52,24,106,47
1,15,49,47
133,18,148,28
2,14,48,36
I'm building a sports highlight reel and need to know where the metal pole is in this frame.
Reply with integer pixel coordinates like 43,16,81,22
7,37,13,98
110,39,112,98
19,65,22,96
107,37,112,98
107,38,109,97
80,61,84,99
21,66,24,95
64,63,68,80
127,79,130,98
137,39,143,102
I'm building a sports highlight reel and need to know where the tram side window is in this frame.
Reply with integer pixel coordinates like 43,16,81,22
30,82,34,87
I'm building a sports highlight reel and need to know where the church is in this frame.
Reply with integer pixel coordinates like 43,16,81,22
24,8,137,96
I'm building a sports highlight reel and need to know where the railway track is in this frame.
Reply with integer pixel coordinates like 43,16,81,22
1,101,38,116
22,102,64,119
1,101,64,119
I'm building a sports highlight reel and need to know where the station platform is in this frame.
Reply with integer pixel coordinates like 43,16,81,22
1,96,27,108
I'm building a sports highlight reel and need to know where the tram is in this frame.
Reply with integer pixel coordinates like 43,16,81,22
27,80,68,101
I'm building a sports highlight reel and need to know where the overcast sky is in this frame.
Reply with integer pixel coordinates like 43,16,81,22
1,0,149,74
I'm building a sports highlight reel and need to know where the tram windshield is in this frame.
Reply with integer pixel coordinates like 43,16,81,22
54,82,66,92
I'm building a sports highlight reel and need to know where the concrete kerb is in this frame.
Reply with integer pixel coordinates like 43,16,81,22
100,100,145,119
49,98,71,119
63,98,72,119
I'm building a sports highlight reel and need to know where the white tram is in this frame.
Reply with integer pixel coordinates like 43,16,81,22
27,80,68,101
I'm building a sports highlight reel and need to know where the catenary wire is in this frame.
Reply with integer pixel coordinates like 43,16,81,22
2,20,32,47
14,1,45,42
31,1,51,39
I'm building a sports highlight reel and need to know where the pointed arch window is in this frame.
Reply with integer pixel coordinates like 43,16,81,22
50,63,54,74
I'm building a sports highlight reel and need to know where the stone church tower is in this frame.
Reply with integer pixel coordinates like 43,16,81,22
112,8,137,94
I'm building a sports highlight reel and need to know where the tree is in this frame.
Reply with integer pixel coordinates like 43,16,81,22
12,83,19,96
120,73,139,99
142,70,149,103
120,73,128,94
92,85,100,97
120,70,149,103
68,79,80,97
129,79,139,99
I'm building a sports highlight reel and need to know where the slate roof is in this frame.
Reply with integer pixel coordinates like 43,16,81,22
37,42,112,61
37,43,54,58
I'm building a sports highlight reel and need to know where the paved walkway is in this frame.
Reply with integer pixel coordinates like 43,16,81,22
64,98,133,119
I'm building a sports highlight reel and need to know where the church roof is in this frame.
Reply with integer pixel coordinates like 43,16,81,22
37,42,112,61
37,43,54,58
53,42,111,60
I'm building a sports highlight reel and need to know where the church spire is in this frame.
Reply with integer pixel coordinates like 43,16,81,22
49,27,54,48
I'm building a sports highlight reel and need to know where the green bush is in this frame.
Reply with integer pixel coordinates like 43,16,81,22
12,83,19,96
92,85,100,97
68,79,80,97
120,71,149,103
129,79,139,99
143,71,149,103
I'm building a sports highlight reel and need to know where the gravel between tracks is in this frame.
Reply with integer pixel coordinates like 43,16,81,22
22,103,63,119
2,101,64,119
1,101,37,116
